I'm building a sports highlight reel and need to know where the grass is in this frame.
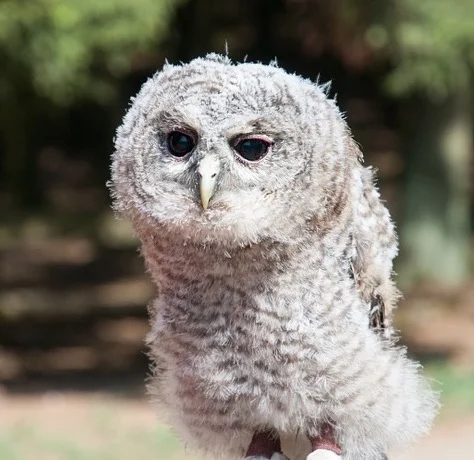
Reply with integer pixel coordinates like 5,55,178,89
0,397,191,460
0,422,186,460
423,360,474,416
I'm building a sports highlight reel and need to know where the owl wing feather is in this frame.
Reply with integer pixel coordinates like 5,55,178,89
350,166,399,338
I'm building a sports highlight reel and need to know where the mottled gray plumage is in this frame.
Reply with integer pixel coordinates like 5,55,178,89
110,54,438,460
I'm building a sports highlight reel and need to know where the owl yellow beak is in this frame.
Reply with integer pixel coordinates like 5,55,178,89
198,157,220,210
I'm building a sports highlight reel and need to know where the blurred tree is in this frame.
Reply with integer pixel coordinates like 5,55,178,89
1,0,471,289
285,0,474,288
0,0,183,207
381,0,474,288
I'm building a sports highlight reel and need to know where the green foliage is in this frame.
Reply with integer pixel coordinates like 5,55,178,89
424,360,474,415
0,417,190,460
386,0,474,99
0,0,183,104
317,0,474,98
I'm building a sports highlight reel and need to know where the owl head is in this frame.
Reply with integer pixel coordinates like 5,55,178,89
111,54,360,248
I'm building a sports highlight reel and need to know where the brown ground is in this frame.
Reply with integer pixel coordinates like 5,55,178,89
394,415,474,460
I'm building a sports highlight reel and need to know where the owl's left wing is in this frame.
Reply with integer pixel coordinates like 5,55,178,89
349,167,399,338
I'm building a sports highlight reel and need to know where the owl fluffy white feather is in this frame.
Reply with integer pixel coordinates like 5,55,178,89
110,54,438,460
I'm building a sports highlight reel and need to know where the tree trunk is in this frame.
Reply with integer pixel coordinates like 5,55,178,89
0,99,41,209
397,92,472,288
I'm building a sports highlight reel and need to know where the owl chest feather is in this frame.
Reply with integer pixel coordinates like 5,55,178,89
145,235,374,429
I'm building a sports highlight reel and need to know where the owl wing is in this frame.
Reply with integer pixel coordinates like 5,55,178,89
349,167,399,338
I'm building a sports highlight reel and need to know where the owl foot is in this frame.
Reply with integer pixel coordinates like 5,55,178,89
245,430,286,460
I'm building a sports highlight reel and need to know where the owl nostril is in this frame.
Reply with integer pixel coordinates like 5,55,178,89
197,171,217,179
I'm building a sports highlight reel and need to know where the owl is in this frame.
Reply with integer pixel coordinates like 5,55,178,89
110,54,438,460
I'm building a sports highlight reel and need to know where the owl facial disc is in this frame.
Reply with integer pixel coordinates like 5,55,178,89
198,155,220,209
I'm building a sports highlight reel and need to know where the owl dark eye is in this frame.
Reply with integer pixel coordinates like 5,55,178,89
167,131,195,157
234,137,271,162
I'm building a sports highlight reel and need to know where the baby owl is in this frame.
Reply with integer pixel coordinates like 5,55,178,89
110,54,438,460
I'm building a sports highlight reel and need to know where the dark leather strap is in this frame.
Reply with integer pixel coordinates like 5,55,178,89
309,423,343,455
246,430,282,458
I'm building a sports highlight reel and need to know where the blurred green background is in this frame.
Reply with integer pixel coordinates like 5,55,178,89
1,1,473,459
